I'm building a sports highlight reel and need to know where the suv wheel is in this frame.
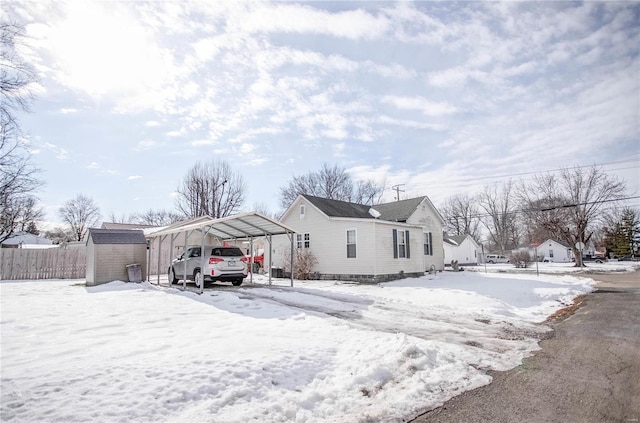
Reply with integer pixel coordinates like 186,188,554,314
194,270,203,288
232,278,243,286
168,267,178,284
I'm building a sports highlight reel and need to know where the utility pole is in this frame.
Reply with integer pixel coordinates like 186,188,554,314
392,184,405,201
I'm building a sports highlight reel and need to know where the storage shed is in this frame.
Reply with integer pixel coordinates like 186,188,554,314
85,228,148,286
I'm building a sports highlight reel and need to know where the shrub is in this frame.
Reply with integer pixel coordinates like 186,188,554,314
510,251,531,268
280,248,319,280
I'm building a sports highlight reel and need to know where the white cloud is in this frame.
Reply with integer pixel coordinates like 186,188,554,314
145,121,161,127
382,96,457,116
232,4,390,40
128,175,142,180
239,143,255,154
31,2,177,110
87,162,100,169
135,140,157,151
60,108,77,114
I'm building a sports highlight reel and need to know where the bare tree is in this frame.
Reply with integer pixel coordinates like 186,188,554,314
136,208,183,226
0,22,43,243
1,22,38,118
59,194,101,241
478,180,519,253
518,166,626,267
107,212,137,224
175,160,246,218
440,193,482,240
279,163,385,209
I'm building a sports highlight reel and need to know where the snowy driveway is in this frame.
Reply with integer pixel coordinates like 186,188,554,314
1,270,602,422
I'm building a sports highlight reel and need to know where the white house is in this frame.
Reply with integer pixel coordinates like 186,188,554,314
443,234,480,266
273,195,445,283
538,239,573,262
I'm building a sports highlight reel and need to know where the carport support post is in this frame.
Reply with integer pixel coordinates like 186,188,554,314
157,235,166,285
183,231,188,290
200,229,206,294
289,231,294,287
267,234,272,286
249,236,253,285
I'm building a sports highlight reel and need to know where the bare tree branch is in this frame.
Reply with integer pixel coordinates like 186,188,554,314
175,160,246,219
59,194,101,241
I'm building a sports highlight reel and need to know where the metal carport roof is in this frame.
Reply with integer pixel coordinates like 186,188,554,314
146,212,297,292
147,212,296,239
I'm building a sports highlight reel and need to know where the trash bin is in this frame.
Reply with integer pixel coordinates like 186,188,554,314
271,267,283,278
126,263,142,282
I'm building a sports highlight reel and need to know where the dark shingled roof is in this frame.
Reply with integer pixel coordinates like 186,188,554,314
303,195,372,218
302,195,427,222
87,228,147,245
373,197,427,222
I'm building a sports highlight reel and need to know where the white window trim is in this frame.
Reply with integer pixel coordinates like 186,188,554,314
346,229,357,259
397,229,407,259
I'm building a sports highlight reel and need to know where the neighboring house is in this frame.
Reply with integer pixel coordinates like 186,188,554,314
273,195,445,283
1,232,53,248
538,239,573,262
443,234,480,266
101,222,158,231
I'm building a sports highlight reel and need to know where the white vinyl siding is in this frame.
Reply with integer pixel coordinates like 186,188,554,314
274,196,430,277
346,229,357,258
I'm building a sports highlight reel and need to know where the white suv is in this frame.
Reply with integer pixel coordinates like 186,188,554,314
485,254,509,264
168,246,248,287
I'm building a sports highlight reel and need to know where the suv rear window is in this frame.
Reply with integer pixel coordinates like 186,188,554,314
211,247,244,257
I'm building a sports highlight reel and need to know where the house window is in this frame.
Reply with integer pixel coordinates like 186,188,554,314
300,205,305,219
549,250,554,258
346,229,356,258
392,229,411,259
423,232,433,256
296,233,310,249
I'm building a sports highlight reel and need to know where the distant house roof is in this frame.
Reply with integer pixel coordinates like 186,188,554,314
87,229,147,245
443,238,458,246
542,238,571,248
301,195,430,223
1,232,53,246
101,222,158,230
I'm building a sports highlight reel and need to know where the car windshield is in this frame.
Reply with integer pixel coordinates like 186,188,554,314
211,248,244,257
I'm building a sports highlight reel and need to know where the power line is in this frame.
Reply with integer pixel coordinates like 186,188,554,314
399,159,640,191
449,195,640,220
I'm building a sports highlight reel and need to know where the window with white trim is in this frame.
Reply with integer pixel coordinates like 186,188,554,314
296,233,310,249
424,232,433,256
398,230,407,258
300,205,305,219
346,229,356,258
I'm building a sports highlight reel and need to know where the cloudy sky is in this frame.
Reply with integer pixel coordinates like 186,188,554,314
5,1,640,226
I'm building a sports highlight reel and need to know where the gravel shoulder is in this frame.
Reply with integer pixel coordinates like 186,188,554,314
409,270,640,423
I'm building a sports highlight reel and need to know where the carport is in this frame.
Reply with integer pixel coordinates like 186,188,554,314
146,212,297,293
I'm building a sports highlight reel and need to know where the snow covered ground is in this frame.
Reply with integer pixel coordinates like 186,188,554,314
1,263,637,423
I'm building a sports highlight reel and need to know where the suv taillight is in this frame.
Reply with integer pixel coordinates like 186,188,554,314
240,257,249,263
209,258,223,264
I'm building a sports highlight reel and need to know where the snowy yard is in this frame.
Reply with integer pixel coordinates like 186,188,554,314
1,263,637,422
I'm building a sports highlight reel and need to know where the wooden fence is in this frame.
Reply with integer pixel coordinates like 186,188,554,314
0,248,86,280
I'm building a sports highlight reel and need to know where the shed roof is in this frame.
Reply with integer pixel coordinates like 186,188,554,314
87,229,147,245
